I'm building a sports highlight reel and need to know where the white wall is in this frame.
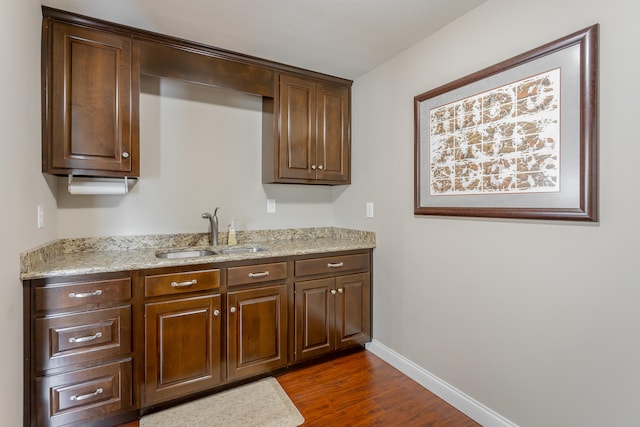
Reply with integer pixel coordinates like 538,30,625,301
56,76,337,238
336,0,640,425
0,0,59,425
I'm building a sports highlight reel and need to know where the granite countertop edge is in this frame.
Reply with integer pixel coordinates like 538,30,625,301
21,227,376,280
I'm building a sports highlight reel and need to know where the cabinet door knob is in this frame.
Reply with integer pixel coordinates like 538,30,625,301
230,306,236,313
213,309,220,316
330,289,337,295
311,165,317,170
122,152,130,159
337,288,344,294
318,165,324,170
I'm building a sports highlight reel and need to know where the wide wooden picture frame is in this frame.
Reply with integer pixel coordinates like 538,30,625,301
414,25,598,221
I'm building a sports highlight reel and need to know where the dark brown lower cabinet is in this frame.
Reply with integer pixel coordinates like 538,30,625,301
295,272,371,362
25,273,134,427
25,249,371,426
144,294,222,406
227,284,288,380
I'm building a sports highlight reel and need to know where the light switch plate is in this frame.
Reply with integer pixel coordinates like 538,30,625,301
267,199,276,213
366,202,374,218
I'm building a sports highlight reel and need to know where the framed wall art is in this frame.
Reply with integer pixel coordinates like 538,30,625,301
414,24,598,221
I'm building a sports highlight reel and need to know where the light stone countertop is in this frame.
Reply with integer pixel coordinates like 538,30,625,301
20,227,375,280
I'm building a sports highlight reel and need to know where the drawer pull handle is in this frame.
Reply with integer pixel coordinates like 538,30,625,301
68,290,103,299
327,262,344,268
248,271,270,278
70,387,104,401
171,279,198,288
69,332,102,344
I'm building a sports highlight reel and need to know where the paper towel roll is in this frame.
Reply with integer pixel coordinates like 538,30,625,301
67,175,131,195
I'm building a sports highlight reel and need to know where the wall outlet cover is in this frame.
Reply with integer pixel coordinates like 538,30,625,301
267,199,276,213
37,204,44,228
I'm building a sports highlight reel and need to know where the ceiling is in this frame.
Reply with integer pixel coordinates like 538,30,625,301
39,0,486,80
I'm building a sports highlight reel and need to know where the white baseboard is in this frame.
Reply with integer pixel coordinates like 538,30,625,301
365,340,518,427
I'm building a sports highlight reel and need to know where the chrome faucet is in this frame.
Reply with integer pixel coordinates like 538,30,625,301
201,207,220,246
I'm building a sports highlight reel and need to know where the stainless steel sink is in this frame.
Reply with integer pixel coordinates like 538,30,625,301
214,245,268,255
156,249,217,259
156,245,268,259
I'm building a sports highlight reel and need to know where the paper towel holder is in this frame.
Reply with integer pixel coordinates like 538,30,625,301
67,174,134,195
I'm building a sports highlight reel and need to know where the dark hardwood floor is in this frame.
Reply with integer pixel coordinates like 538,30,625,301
118,349,479,426
277,349,479,426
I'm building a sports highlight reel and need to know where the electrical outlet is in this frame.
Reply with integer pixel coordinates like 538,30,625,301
266,199,276,213
37,204,44,229
366,202,374,218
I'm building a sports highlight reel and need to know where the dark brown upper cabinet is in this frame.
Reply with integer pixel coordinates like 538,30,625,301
43,20,140,177
263,74,351,185
41,7,351,184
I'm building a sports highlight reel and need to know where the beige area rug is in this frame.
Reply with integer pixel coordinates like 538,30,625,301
140,377,304,427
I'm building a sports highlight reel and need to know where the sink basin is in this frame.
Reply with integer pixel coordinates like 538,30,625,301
214,245,268,255
156,249,217,259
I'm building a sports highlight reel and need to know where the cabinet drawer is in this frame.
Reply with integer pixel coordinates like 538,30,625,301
227,262,288,286
36,359,132,427
35,277,131,312
295,253,370,277
145,269,220,298
35,306,131,373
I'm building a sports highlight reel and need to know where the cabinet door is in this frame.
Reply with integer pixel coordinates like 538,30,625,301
316,82,350,183
48,21,139,176
144,295,221,405
294,278,335,361
278,74,316,180
227,285,287,380
335,273,371,349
